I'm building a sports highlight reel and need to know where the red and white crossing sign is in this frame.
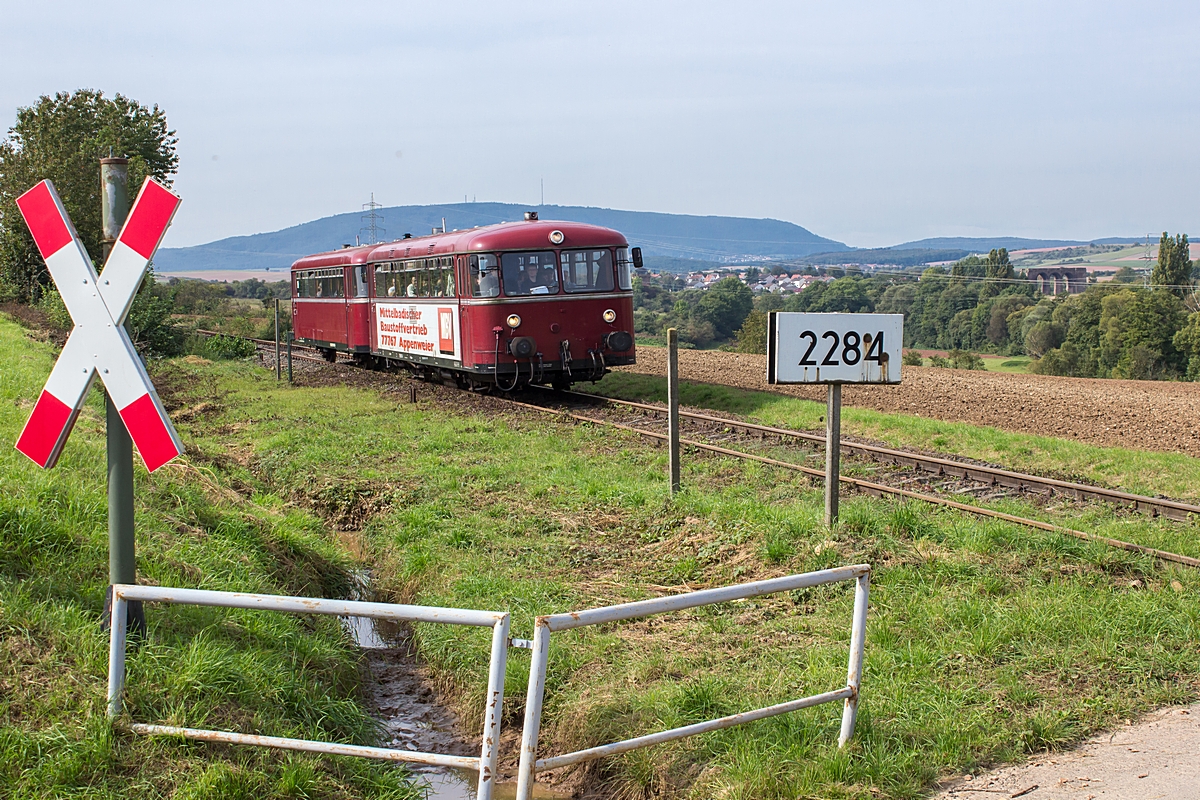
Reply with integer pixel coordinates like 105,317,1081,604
14,178,184,472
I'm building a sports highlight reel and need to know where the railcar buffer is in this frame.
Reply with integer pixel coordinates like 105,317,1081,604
14,178,183,471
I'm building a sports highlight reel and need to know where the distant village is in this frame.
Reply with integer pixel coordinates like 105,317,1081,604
645,265,836,294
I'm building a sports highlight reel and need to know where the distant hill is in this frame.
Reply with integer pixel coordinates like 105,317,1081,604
889,236,1141,252
796,248,970,267
154,202,849,274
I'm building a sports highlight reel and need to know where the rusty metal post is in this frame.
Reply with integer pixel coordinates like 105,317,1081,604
477,614,511,799
667,328,681,494
825,383,841,526
274,298,281,380
100,156,144,636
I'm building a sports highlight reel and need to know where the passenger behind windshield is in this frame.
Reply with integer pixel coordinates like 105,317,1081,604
502,251,558,296
470,254,500,297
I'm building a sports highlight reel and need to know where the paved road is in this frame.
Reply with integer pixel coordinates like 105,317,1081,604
930,704,1200,799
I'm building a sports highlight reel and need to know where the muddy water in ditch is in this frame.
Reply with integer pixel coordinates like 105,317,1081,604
344,612,570,800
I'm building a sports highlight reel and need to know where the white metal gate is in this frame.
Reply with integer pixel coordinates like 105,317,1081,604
107,584,512,800
513,565,871,800
107,565,870,800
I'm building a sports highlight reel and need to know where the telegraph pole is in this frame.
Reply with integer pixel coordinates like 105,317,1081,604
100,156,143,635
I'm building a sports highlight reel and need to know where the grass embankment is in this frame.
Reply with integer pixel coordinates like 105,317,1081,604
592,371,1200,501
0,315,420,799
162,357,1200,799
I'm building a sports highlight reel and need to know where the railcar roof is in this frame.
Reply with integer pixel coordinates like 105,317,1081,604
291,218,627,271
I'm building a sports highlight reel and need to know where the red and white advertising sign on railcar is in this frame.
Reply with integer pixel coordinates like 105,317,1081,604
375,303,461,362
13,178,184,472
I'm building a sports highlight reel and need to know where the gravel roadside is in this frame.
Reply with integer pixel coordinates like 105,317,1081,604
929,704,1200,800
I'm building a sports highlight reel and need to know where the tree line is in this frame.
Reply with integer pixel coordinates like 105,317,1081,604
635,241,1198,381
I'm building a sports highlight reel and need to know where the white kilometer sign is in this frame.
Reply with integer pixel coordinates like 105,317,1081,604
768,312,904,384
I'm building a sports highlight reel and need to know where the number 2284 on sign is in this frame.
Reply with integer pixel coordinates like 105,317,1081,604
767,312,904,385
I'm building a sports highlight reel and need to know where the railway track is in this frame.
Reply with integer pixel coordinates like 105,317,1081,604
553,390,1200,523
209,329,1200,569
501,393,1200,570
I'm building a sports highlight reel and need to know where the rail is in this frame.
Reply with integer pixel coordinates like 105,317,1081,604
513,565,871,800
108,584,512,800
501,397,1200,569
559,390,1200,522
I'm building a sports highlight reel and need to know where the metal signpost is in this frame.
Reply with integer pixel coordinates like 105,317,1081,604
14,175,183,631
767,312,903,525
667,327,681,494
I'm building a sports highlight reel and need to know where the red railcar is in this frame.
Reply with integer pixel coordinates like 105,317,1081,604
291,213,638,389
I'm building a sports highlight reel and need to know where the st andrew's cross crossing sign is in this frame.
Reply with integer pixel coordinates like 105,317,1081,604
15,178,183,472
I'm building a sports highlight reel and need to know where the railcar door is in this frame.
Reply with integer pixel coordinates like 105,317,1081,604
460,253,502,369
346,265,371,351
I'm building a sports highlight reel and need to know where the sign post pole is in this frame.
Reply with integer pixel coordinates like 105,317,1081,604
767,312,903,527
667,327,681,495
100,157,143,634
274,298,281,380
825,384,841,526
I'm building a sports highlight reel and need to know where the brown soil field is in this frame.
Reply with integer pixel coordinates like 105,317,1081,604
616,348,1200,457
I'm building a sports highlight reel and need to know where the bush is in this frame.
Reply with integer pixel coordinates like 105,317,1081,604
203,333,256,360
901,350,923,366
735,310,768,354
947,349,985,370
36,288,72,332
929,354,949,367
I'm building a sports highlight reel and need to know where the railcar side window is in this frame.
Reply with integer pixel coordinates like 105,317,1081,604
295,268,345,298
351,265,369,297
502,251,559,296
470,254,500,297
376,258,458,298
374,263,402,297
616,247,633,291
561,249,614,293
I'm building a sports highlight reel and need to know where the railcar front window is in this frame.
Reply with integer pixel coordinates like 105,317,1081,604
502,251,559,296
561,249,614,293
616,247,633,291
470,254,500,297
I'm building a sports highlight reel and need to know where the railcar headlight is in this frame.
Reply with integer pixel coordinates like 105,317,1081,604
549,230,565,245
507,314,522,329
602,308,617,323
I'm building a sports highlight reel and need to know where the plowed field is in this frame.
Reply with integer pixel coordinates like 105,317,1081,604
616,348,1200,456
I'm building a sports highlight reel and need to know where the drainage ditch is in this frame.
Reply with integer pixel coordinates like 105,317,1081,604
343,577,570,799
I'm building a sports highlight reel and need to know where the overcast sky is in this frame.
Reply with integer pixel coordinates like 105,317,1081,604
4,1,1198,249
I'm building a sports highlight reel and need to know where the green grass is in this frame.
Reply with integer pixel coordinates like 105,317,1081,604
158,353,1200,799
588,371,1200,500
0,316,421,799
979,355,1030,373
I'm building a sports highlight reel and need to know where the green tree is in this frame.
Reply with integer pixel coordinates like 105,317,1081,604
735,309,768,354
695,276,753,339
1151,232,1192,298
1098,289,1185,378
980,248,1013,298
1173,312,1200,380
0,90,178,303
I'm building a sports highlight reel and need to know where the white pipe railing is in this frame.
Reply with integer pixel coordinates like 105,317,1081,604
108,584,511,800
514,565,871,800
